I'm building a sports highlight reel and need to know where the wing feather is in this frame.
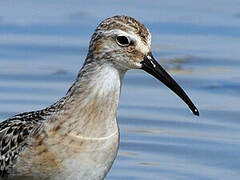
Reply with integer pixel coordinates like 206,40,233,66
0,111,46,177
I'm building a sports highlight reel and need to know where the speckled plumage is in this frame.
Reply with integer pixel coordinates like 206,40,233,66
0,15,198,180
0,100,64,177
0,15,152,179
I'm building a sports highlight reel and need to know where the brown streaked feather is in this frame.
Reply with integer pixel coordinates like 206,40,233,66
0,108,55,177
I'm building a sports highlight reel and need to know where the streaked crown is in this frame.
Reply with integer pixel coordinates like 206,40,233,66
87,16,152,70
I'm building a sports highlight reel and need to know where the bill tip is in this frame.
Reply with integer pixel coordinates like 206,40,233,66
193,108,199,116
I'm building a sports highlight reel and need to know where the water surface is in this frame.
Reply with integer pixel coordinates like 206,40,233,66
0,1,240,179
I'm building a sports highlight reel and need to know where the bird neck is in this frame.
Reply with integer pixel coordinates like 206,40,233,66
52,61,125,138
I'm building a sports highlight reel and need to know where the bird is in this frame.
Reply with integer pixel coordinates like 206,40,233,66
0,15,199,180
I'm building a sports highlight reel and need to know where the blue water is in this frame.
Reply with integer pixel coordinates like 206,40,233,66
1,0,240,179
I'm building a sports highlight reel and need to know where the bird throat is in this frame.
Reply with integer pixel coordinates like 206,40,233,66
53,63,125,139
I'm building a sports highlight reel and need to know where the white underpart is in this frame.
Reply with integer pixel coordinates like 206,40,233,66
90,63,124,99
67,63,124,137
54,64,123,180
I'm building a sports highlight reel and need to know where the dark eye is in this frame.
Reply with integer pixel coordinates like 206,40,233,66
116,36,131,47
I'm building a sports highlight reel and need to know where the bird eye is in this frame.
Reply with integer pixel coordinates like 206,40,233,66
116,36,131,47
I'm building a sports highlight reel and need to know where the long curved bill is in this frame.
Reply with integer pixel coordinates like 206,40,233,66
141,52,199,116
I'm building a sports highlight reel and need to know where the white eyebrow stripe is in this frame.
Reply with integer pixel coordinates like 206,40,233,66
100,29,132,37
99,29,150,54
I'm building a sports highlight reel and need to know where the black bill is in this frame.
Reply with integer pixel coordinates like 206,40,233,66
141,52,199,116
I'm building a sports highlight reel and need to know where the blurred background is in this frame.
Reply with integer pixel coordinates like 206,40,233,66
0,0,240,179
